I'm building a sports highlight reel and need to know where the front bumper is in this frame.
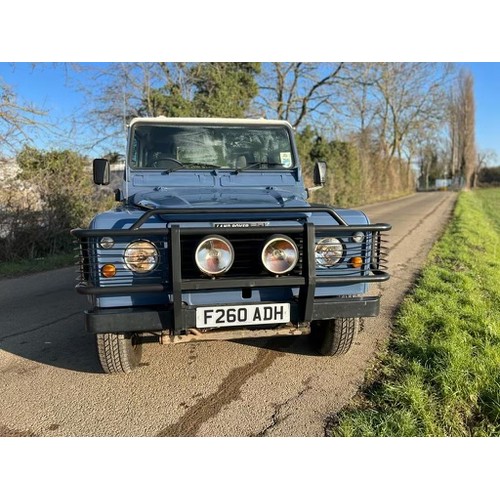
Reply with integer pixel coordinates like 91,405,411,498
84,295,381,334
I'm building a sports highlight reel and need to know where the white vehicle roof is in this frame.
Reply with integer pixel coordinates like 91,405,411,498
128,116,294,128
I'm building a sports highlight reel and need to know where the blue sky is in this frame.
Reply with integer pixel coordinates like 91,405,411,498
460,62,500,162
1,62,499,164
2,63,87,120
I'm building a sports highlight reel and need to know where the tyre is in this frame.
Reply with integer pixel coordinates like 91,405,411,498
96,333,143,374
310,317,359,356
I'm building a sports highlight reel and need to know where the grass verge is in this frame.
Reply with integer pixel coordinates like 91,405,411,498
329,188,500,436
0,252,74,279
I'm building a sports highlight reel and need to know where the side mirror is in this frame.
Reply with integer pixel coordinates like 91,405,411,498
93,158,110,185
314,161,327,186
307,161,327,197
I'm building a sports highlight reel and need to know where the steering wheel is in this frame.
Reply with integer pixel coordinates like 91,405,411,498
148,157,184,169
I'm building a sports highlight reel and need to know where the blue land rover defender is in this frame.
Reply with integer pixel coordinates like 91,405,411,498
72,117,390,373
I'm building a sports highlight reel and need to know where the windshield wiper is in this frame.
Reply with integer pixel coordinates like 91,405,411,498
148,160,225,172
236,161,285,172
183,162,226,169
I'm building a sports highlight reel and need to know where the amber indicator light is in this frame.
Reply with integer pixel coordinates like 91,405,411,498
101,264,117,278
350,256,363,268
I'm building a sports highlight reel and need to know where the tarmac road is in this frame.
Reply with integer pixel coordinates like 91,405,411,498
0,191,457,436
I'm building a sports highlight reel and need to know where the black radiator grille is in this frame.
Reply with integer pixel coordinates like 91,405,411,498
180,234,304,279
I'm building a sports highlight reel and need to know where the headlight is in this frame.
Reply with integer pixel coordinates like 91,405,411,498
124,240,159,273
315,237,344,268
195,236,234,276
261,235,298,275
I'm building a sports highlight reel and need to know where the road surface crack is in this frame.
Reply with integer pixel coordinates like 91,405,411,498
254,376,315,437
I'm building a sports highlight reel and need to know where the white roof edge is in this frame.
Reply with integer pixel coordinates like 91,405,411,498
128,116,293,128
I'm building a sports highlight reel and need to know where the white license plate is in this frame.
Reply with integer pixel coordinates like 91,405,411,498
196,303,290,328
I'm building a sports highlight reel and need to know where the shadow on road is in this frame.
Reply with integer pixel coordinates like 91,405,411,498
0,267,105,374
0,315,104,374
1,313,321,375
231,333,318,356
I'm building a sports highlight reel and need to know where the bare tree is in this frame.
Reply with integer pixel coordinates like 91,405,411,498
336,63,381,144
447,89,460,183
338,63,453,161
448,69,477,190
474,149,497,188
66,63,194,152
256,62,345,128
333,63,454,196
460,70,477,189
0,78,46,155
373,63,453,163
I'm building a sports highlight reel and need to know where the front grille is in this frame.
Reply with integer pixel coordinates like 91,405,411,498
72,219,391,297
180,233,304,279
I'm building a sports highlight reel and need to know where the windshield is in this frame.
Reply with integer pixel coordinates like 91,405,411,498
129,124,295,170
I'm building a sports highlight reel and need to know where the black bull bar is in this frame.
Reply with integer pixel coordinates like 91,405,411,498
72,206,391,332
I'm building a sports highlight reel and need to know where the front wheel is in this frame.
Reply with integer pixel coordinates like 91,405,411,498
96,333,143,374
310,317,359,356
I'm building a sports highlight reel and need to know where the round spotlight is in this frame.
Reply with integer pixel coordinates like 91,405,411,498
195,236,234,276
352,232,365,244
99,236,115,249
261,235,298,275
124,240,159,273
315,237,344,268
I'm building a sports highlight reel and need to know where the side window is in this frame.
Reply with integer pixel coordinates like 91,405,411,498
131,136,139,167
